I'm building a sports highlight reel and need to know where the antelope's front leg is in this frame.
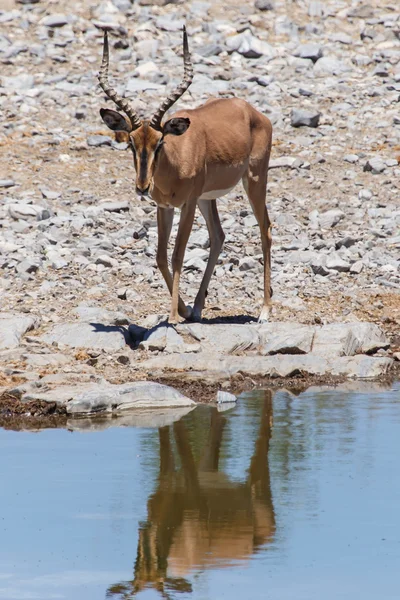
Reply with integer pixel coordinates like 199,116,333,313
170,201,197,323
156,207,191,320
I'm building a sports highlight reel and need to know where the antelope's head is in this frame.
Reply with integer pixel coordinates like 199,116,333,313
98,28,193,196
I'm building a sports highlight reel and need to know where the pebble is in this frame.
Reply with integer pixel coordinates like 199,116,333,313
39,14,71,28
364,157,386,173
291,109,321,128
86,135,113,147
293,43,323,63
0,179,15,188
326,255,351,273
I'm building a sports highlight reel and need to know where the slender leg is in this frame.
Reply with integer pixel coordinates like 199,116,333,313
198,408,226,472
243,174,272,322
170,200,197,323
156,206,191,320
191,199,225,321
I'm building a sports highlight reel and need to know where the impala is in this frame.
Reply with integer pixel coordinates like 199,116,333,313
98,27,273,323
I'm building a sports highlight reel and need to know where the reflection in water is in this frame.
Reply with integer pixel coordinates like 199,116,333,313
107,392,275,599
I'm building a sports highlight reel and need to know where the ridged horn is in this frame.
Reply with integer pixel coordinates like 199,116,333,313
98,30,142,130
150,26,193,130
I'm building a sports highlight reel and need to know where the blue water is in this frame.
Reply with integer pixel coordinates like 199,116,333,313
0,383,399,600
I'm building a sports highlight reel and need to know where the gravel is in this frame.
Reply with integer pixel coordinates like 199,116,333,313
0,0,399,393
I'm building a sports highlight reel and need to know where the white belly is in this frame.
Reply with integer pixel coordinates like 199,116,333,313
199,186,235,200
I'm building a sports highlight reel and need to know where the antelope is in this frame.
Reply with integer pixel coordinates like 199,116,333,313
98,27,273,323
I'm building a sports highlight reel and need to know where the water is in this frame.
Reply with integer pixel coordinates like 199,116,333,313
0,383,399,600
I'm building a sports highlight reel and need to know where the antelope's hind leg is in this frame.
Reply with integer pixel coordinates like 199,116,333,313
191,199,225,322
243,173,272,323
156,207,192,321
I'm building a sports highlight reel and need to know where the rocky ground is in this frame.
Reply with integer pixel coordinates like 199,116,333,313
1,0,399,415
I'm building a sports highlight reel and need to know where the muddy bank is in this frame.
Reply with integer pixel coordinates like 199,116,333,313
1,364,399,431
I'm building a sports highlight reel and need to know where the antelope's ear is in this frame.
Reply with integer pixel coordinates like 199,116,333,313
163,117,190,136
100,108,132,132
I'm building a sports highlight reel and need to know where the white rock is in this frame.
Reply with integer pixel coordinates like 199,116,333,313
39,322,128,352
0,312,41,350
216,390,237,403
314,56,351,76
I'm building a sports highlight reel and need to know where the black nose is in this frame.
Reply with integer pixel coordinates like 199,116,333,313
136,185,149,196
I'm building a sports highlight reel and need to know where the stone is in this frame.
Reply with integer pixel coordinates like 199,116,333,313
96,254,118,268
39,14,71,27
66,381,195,414
45,250,68,269
269,156,299,169
239,257,258,271
0,179,15,188
319,209,345,228
39,322,129,352
139,325,169,351
216,390,237,403
141,352,329,378
335,237,356,250
311,323,389,358
350,261,364,274
291,109,320,128
16,257,41,275
293,44,323,63
350,323,390,355
24,353,70,367
310,255,329,276
261,324,315,355
286,250,320,264
344,154,359,164
348,5,375,18
1,74,34,91
87,135,112,147
40,188,61,200
308,1,324,17
226,30,274,59
0,313,41,350
326,255,351,272
313,57,351,76
359,189,373,200
182,323,260,355
100,201,129,212
8,203,46,220
329,356,393,379
364,157,386,174
255,0,274,10
72,305,129,326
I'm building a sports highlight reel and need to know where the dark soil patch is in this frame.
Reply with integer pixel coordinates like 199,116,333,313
0,392,67,431
156,363,400,403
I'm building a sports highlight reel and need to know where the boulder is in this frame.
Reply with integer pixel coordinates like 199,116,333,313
0,312,40,350
182,323,260,354
66,381,195,414
39,322,128,351
291,109,320,128
260,325,315,355
311,323,389,358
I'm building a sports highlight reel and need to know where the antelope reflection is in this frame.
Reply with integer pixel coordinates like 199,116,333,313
107,392,275,599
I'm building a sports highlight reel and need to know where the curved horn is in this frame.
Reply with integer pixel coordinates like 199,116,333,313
150,26,193,130
98,30,142,130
